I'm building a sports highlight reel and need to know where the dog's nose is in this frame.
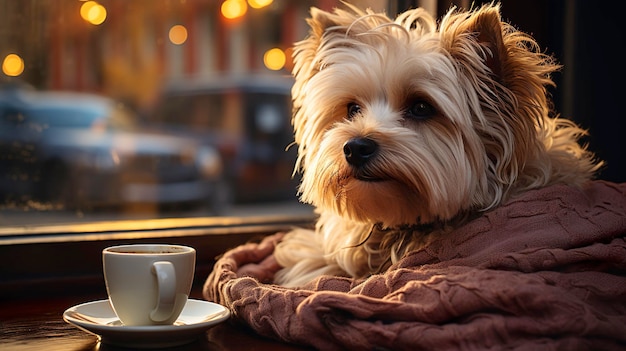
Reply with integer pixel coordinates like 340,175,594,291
343,137,378,167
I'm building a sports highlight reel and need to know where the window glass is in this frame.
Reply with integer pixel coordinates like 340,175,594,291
2,0,401,227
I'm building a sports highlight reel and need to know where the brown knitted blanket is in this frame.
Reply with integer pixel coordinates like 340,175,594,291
203,181,626,350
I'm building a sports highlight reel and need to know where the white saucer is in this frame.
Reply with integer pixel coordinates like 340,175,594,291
63,299,230,348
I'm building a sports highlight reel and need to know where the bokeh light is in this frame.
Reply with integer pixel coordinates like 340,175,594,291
80,1,107,25
221,0,247,20
80,1,96,20
169,25,188,45
263,48,286,71
248,0,273,9
2,54,25,77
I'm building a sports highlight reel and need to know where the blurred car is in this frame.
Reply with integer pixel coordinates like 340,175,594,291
151,75,300,203
0,87,227,212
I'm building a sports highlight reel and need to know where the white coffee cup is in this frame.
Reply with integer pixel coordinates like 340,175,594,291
102,244,196,326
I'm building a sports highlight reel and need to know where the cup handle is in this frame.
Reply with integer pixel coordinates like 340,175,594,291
149,261,177,322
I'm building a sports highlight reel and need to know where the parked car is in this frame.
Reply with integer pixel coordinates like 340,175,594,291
151,74,300,203
0,87,228,212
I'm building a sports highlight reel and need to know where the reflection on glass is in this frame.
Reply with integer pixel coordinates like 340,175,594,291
80,1,107,25
2,54,24,77
221,0,248,20
263,48,286,71
249,0,274,10
0,0,385,227
169,25,189,45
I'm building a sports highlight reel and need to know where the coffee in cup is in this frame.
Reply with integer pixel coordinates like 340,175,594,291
102,244,196,326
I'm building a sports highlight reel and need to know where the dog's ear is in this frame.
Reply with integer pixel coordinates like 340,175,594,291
441,5,509,82
291,8,333,93
292,7,352,82
441,4,566,203
466,7,507,79
308,7,343,39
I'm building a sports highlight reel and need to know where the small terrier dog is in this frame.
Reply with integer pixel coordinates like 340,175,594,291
272,3,601,287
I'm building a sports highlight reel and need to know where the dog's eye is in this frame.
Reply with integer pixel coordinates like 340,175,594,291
347,103,362,119
405,100,436,120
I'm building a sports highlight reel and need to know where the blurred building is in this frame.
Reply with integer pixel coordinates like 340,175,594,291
0,0,388,112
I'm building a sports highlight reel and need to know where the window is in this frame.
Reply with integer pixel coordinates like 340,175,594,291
0,0,325,226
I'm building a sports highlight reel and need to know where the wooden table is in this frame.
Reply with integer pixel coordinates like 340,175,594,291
0,292,310,350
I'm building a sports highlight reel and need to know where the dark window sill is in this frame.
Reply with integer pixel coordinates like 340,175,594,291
0,214,315,300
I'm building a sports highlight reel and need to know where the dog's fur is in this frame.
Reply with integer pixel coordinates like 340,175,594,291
272,3,601,287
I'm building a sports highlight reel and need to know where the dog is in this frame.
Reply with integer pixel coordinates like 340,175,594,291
271,3,602,287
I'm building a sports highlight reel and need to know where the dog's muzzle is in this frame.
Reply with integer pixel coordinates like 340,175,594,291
343,137,378,167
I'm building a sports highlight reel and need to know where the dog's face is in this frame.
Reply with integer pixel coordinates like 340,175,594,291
290,5,562,228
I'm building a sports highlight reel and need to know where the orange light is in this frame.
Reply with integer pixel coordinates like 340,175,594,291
263,48,285,71
80,1,106,25
80,1,96,20
221,0,247,20
169,25,188,45
248,0,273,9
2,54,25,77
